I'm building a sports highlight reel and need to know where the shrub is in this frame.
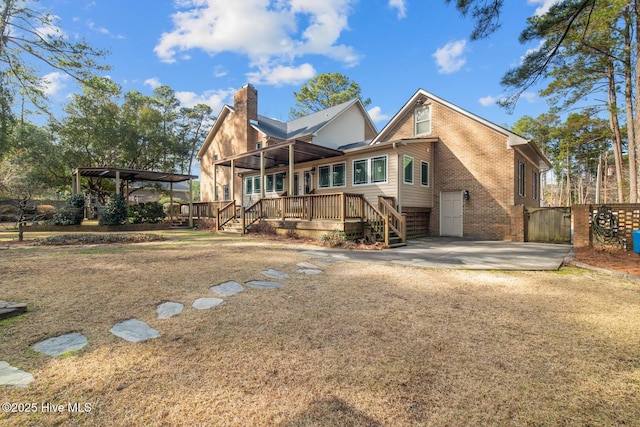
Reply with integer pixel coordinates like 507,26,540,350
49,195,85,226
248,221,276,235
129,202,165,223
198,217,217,231
99,194,128,226
319,229,350,248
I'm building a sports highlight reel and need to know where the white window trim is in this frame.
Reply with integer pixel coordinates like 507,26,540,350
421,161,430,187
352,155,388,186
404,155,414,185
415,105,431,136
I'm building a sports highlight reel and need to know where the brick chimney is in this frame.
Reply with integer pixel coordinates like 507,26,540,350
233,84,258,153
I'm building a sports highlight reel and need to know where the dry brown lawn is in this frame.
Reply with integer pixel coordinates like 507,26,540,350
1,231,639,426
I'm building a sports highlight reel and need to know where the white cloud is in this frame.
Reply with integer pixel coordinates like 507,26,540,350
388,0,407,19
40,72,70,96
246,63,316,86
154,0,363,85
144,77,162,89
478,95,497,107
528,0,562,16
367,106,390,123
433,39,467,74
175,88,237,111
520,91,537,103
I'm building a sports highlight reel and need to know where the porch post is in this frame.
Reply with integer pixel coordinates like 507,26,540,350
260,151,265,198
288,143,295,195
188,178,194,227
73,169,80,195
115,170,121,195
213,164,217,201
169,182,174,222
230,159,236,205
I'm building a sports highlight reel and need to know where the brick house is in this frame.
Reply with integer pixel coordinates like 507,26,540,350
196,85,550,243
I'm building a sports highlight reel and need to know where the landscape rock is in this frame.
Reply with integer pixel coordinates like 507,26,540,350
157,302,184,319
192,297,225,310
0,361,34,388
210,281,244,297
246,280,286,289
110,319,160,342
262,269,289,279
32,332,88,357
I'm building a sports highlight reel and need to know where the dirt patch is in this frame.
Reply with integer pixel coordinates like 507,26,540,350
1,232,639,426
573,246,640,277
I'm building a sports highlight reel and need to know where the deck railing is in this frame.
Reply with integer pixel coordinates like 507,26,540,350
217,200,237,230
379,196,406,243
362,198,389,245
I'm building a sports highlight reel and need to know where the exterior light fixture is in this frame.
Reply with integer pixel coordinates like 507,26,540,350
463,190,470,200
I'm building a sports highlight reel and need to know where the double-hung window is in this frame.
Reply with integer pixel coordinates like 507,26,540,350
245,176,261,194
415,105,431,135
404,155,414,184
421,161,429,186
518,161,526,197
353,156,387,185
532,171,539,200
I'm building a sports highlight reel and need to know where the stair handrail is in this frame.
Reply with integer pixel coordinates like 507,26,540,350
243,199,263,233
362,197,390,245
217,200,236,230
378,196,406,243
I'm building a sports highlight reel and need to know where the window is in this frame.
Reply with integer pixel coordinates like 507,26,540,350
253,176,261,194
318,165,331,188
532,171,539,200
332,163,346,187
215,185,219,201
213,154,219,161
266,174,274,192
404,155,414,184
415,105,431,135
245,177,252,195
421,161,429,186
318,162,346,188
275,173,285,192
223,185,229,201
353,156,387,185
353,159,368,185
518,161,526,197
255,142,262,150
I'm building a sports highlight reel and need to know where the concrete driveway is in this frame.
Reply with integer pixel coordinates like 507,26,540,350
302,237,573,270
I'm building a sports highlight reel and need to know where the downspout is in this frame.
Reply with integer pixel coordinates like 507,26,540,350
393,142,401,212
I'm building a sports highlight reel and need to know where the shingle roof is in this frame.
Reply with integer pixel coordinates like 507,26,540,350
251,99,359,141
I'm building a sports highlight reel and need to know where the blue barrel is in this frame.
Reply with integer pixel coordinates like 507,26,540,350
634,230,640,254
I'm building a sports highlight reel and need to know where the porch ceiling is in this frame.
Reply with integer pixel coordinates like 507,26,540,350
214,140,344,170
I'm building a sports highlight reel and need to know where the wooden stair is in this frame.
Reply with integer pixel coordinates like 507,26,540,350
218,218,244,234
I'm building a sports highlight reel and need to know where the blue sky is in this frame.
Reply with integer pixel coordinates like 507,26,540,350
36,0,560,130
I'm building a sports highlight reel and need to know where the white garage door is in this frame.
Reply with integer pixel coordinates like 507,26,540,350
440,191,463,237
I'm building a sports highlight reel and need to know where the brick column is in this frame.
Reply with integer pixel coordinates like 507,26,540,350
572,204,591,247
509,205,525,242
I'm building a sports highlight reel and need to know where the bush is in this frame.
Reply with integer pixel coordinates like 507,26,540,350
48,195,85,226
129,202,165,224
248,221,276,235
319,229,350,248
99,194,128,226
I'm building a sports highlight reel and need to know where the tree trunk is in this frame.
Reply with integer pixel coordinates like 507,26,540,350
607,58,626,202
628,4,639,201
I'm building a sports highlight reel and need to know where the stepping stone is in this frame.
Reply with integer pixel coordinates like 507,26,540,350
33,332,87,357
262,269,289,279
0,361,34,388
311,257,340,264
297,269,323,275
210,281,244,297
110,319,160,342
157,302,184,319
192,297,225,310
297,262,321,270
0,301,27,320
301,251,328,257
246,280,286,289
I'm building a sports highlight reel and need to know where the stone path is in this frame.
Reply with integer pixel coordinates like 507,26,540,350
1,252,331,387
0,300,27,320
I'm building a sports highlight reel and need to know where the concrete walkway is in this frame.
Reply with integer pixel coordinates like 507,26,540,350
304,237,573,270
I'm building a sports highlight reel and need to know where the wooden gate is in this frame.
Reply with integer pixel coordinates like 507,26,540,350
526,207,571,243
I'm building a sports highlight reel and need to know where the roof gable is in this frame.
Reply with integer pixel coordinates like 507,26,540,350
196,105,233,159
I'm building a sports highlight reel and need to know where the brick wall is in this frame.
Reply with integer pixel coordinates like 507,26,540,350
380,96,524,240
574,203,640,249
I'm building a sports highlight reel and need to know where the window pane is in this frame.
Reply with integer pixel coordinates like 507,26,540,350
333,163,345,187
318,165,330,188
275,173,284,192
404,156,413,184
415,105,430,135
245,177,252,195
266,174,274,192
253,176,261,194
421,162,429,186
354,160,368,184
371,157,386,183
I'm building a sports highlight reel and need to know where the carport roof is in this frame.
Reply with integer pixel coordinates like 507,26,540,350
214,140,344,171
74,167,197,183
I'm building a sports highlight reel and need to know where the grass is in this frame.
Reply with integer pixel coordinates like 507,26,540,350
0,231,639,426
